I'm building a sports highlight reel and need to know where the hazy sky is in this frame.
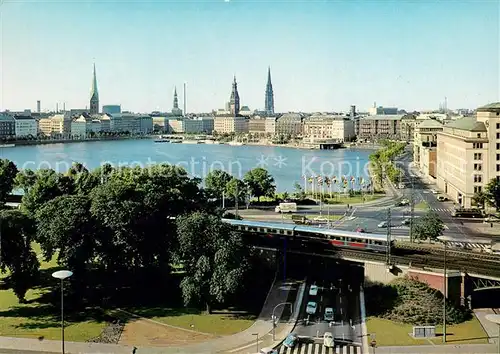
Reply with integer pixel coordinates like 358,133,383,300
1,0,499,113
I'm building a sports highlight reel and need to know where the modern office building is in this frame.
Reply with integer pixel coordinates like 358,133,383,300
102,105,121,115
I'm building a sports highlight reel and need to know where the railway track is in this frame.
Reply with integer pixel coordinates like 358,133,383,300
395,242,500,263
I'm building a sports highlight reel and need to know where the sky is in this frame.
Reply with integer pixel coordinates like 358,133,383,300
0,0,499,113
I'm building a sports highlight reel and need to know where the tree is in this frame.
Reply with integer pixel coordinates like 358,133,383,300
293,182,306,201
472,191,488,209
485,178,500,211
0,210,39,303
175,212,250,313
226,177,247,203
35,195,98,273
0,159,18,205
205,170,232,199
14,169,37,194
243,168,276,202
67,162,100,195
413,210,444,242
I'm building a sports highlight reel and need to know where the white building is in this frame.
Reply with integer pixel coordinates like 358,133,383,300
303,115,355,142
213,115,248,134
14,115,38,137
71,115,87,138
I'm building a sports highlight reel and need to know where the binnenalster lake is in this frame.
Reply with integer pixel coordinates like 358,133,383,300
0,140,373,192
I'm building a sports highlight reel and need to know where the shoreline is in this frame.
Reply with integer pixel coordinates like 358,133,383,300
1,135,152,148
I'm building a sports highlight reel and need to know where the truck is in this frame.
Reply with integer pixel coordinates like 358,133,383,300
275,202,297,213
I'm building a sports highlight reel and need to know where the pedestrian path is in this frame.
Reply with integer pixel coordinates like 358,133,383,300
277,342,361,354
429,208,454,214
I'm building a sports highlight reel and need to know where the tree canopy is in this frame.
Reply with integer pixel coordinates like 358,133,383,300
243,168,276,202
412,210,444,242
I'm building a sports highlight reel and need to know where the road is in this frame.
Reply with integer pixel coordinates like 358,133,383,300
277,258,363,354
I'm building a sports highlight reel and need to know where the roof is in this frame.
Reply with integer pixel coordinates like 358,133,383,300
477,102,500,112
417,119,444,129
360,114,404,121
0,113,15,121
278,113,302,121
13,115,35,120
445,116,486,132
307,115,350,121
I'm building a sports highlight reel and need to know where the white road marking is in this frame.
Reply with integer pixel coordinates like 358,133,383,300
228,340,264,352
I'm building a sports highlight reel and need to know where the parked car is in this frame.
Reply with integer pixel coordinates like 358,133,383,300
484,215,500,223
306,301,317,315
430,189,439,194
402,219,411,226
378,221,388,228
395,198,410,207
324,307,334,321
256,348,278,354
283,334,298,348
309,285,319,296
323,332,334,348
437,195,449,201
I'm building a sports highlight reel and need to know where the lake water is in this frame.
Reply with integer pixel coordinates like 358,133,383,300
0,140,372,192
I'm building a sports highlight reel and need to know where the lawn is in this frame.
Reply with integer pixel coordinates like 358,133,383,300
326,194,385,205
366,317,488,346
116,307,255,336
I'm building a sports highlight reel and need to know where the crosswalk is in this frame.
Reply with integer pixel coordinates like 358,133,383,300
429,208,454,213
277,343,361,354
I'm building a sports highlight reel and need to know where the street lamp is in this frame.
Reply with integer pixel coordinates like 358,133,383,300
252,333,259,352
271,302,293,340
52,270,73,354
486,314,500,354
437,236,453,343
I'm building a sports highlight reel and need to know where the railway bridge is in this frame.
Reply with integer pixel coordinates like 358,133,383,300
222,218,500,308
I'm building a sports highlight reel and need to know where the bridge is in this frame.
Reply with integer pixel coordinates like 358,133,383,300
223,218,500,308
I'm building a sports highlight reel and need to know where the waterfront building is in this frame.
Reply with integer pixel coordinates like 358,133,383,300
413,118,443,179
303,114,355,143
265,117,276,135
134,115,153,134
356,115,404,141
265,67,274,116
98,114,111,132
248,117,267,135
275,113,303,137
0,113,15,138
195,117,214,133
89,63,99,115
400,114,417,142
39,114,64,136
71,115,87,138
213,116,248,134
168,119,184,133
436,102,500,207
152,116,169,132
14,115,38,137
102,105,121,115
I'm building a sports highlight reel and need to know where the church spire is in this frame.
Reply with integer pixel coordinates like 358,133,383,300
173,87,179,109
229,75,240,116
265,66,274,115
89,63,99,115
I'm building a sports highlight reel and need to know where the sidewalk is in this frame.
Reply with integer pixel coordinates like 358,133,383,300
375,344,498,353
0,280,303,354
475,308,499,344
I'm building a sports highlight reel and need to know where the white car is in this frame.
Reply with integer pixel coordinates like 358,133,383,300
256,348,278,354
430,189,439,194
323,332,334,347
309,285,319,296
324,307,334,321
306,301,317,315
378,221,388,228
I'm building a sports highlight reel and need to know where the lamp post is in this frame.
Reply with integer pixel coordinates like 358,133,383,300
271,302,293,341
485,314,500,354
437,236,452,343
52,270,73,354
252,333,259,352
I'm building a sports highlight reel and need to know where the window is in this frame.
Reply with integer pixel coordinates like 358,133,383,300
477,133,482,138
474,186,483,193
474,163,482,171
474,153,482,160
498,154,500,161
474,175,483,183
497,123,500,129
497,132,500,139
474,143,484,149
497,164,500,172
497,143,500,150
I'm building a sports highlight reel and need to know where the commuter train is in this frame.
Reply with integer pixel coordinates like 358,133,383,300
221,218,391,252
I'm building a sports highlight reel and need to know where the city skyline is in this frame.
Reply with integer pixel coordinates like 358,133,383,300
1,0,499,113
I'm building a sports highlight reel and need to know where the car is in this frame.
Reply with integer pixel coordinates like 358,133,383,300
306,301,317,315
484,215,500,223
323,332,334,348
395,199,409,207
430,189,439,194
324,307,334,321
356,227,365,233
378,221,388,228
437,195,449,201
256,348,278,354
309,285,319,296
402,219,411,225
283,333,298,348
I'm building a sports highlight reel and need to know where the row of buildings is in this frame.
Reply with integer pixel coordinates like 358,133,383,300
412,102,500,208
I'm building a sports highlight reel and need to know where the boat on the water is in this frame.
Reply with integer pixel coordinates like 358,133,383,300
170,140,181,143
183,140,201,144
154,139,170,143
227,141,244,146
0,144,15,148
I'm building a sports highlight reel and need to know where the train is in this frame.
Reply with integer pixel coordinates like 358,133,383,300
221,218,392,252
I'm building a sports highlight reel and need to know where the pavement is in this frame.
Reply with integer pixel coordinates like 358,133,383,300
375,344,498,353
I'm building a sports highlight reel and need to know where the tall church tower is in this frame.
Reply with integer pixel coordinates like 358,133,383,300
173,87,179,109
265,66,274,115
89,63,99,115
229,75,240,116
